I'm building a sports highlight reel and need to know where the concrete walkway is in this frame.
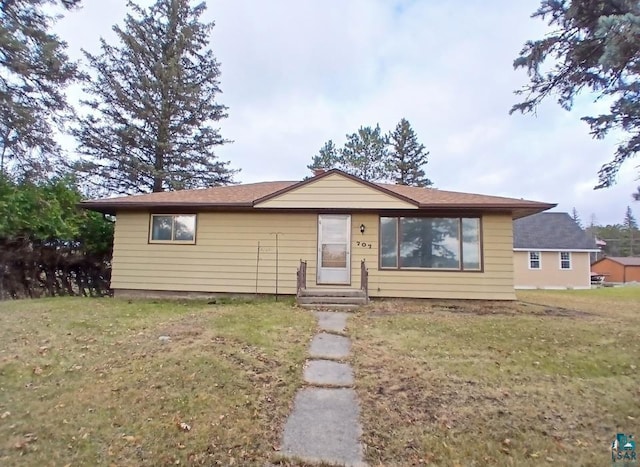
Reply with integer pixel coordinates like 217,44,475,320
281,311,366,466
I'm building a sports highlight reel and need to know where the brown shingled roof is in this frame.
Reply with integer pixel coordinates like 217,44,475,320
80,169,554,217
379,183,544,208
83,180,295,210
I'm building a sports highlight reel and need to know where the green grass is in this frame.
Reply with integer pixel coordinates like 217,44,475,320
4,289,639,466
351,288,640,466
0,297,315,466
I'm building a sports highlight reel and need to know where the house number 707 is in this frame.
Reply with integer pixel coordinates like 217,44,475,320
356,241,372,248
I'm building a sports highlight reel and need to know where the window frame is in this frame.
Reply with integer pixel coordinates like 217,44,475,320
149,214,197,244
528,251,541,270
378,216,483,272
559,251,571,270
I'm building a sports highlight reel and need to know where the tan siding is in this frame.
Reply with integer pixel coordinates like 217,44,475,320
112,212,317,295
112,212,516,300
254,173,417,209
513,251,591,289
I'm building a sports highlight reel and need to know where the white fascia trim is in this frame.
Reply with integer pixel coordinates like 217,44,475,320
514,248,599,253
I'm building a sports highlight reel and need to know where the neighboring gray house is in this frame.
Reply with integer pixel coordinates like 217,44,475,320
513,212,598,289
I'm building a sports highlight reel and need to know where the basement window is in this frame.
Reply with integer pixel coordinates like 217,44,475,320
150,214,196,243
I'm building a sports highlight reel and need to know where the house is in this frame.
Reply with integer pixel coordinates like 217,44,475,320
81,169,554,301
513,212,598,289
591,257,640,283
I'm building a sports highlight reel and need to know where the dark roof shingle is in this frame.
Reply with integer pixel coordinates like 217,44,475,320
513,212,597,250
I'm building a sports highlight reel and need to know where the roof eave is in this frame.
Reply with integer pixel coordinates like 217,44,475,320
415,202,556,219
78,201,255,215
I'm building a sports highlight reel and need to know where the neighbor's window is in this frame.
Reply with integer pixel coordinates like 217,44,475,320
150,214,196,243
560,252,571,270
379,217,482,271
529,251,541,269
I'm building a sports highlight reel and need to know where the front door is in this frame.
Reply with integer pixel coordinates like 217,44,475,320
317,214,351,285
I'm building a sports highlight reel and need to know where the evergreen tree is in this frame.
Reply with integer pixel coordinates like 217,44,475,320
74,0,236,194
513,1,640,188
623,206,638,255
387,118,432,187
339,124,388,182
0,0,80,178
308,140,339,172
571,207,582,228
624,206,638,230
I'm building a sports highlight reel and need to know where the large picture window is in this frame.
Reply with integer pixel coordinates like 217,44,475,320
150,214,196,243
380,217,482,270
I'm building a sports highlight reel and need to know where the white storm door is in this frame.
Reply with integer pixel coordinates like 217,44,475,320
317,215,351,285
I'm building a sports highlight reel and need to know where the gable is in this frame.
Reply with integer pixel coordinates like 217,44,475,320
254,173,418,210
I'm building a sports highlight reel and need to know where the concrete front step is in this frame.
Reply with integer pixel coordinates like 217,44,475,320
298,288,366,298
297,288,367,311
298,296,367,305
299,303,361,311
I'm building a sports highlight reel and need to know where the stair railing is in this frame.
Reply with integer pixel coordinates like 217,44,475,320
360,259,369,303
296,260,307,296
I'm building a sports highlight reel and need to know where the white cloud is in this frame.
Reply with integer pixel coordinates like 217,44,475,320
53,0,640,225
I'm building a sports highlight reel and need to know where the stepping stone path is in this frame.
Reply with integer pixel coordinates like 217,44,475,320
304,360,354,387
309,333,351,360
281,311,366,466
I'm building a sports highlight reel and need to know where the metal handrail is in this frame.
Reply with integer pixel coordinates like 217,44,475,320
360,259,369,302
296,260,307,296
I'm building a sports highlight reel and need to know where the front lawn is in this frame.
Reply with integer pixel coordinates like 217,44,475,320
351,288,640,466
0,297,315,466
4,289,639,466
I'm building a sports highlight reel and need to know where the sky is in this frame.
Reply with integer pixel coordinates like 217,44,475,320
54,0,640,225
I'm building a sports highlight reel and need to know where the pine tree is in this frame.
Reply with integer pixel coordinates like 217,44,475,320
623,206,638,256
74,0,236,194
0,0,80,178
387,118,432,187
339,125,388,182
571,207,582,228
624,206,638,230
513,1,640,188
308,140,339,173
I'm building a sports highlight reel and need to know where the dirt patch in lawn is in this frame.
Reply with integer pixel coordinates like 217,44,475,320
366,298,594,319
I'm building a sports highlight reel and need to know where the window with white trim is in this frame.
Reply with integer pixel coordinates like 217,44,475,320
150,214,196,243
529,251,541,269
560,252,571,269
